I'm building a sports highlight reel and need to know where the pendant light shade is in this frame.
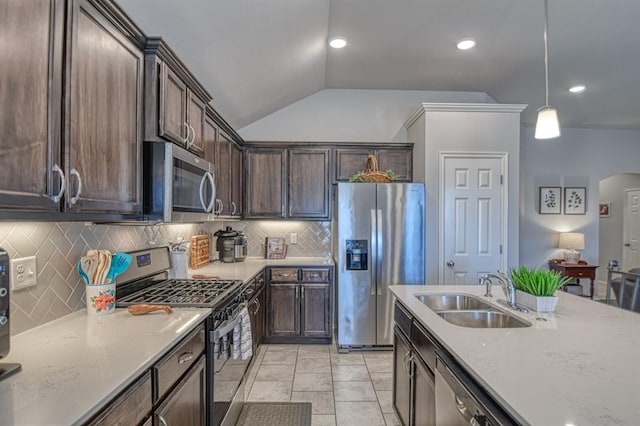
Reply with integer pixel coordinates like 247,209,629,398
535,106,560,139
534,0,560,140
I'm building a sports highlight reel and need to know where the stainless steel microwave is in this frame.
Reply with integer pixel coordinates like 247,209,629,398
144,142,216,222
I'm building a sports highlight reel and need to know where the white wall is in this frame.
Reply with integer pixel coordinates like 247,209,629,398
239,89,493,142
519,127,640,292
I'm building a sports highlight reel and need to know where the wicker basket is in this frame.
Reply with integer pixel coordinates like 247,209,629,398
360,155,392,183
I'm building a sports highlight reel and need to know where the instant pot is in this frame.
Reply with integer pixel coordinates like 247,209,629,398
214,226,246,263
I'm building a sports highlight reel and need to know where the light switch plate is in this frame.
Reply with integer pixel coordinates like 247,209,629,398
10,256,37,290
290,233,298,244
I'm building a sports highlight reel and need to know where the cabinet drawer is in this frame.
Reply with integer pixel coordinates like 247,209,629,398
247,271,266,297
270,268,299,282
411,321,438,372
302,268,330,283
89,370,152,426
394,302,412,338
155,324,205,401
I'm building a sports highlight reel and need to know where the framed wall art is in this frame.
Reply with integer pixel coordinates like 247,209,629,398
539,187,561,214
599,202,611,217
565,187,586,215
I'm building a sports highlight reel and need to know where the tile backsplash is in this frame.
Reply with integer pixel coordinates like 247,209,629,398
0,220,331,335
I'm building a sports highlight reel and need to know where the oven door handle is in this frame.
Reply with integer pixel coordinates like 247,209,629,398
210,306,245,340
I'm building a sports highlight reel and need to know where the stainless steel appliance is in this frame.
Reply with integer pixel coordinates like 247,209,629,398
214,226,247,263
435,352,516,426
336,183,425,351
143,142,216,222
0,248,21,381
115,247,250,426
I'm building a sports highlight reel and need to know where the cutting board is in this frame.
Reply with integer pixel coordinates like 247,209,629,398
190,235,210,269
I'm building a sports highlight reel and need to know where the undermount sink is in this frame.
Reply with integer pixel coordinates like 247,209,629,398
415,293,494,311
436,310,531,328
415,293,531,328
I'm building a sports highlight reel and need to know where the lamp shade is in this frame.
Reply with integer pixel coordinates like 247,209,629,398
535,107,561,139
558,232,585,250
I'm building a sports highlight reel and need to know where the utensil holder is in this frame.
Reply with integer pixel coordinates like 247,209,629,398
170,251,188,279
85,283,116,316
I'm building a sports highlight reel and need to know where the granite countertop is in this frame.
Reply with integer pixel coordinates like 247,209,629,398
0,308,211,426
389,285,640,425
188,256,334,283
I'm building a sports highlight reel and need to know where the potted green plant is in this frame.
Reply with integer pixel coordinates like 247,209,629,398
509,266,571,312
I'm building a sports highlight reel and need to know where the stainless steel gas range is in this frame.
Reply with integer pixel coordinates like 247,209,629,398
115,246,252,426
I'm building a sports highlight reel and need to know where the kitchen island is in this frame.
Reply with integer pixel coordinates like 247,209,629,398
389,285,640,425
0,308,210,425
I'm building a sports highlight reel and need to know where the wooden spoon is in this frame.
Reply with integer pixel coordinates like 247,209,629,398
127,304,173,315
191,274,221,280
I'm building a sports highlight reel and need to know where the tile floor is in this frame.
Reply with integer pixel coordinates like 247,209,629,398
244,344,401,426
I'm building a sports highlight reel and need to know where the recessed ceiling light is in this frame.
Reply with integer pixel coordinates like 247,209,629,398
569,85,586,94
328,36,347,49
456,38,476,50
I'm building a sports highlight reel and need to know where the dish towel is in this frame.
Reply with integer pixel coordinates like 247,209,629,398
239,306,253,360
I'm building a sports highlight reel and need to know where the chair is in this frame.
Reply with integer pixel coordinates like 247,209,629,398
606,267,640,312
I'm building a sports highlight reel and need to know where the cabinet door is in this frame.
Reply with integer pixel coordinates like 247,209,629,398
268,283,299,336
413,358,436,426
187,90,206,156
288,149,330,219
159,65,188,146
376,149,412,182
65,0,143,214
393,328,412,426
215,131,232,215
301,283,331,338
230,142,243,217
0,0,64,212
203,115,217,166
88,371,152,426
249,285,265,352
155,356,206,426
334,148,371,182
245,149,285,218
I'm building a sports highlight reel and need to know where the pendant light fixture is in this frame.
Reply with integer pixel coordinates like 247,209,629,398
534,0,560,139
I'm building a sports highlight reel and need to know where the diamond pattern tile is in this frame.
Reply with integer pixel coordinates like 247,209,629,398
1,219,332,335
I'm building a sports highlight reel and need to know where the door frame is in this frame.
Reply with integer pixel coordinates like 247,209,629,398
622,188,640,271
438,152,509,283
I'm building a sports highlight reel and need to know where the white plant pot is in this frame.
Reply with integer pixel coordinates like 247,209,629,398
516,290,558,313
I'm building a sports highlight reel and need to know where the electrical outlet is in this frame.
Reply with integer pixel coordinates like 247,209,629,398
10,256,37,290
290,233,298,244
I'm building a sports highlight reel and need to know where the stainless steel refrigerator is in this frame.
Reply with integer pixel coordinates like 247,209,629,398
336,183,425,351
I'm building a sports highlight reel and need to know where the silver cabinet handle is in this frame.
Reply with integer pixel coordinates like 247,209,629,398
51,164,66,203
183,122,191,145
301,286,305,300
295,286,299,299
178,350,194,364
189,124,196,146
214,199,223,214
255,297,260,314
158,414,168,426
231,201,237,215
69,168,82,205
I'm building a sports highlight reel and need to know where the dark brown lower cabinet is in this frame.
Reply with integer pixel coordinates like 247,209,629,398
268,283,299,337
393,328,412,426
301,283,331,337
155,356,206,426
413,356,436,426
248,284,266,352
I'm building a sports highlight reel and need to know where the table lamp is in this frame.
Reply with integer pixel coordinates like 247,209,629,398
558,232,585,264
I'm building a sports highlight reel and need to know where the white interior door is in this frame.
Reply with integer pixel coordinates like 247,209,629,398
441,154,505,284
622,189,640,271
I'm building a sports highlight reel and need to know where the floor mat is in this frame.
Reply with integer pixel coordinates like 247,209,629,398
235,402,312,426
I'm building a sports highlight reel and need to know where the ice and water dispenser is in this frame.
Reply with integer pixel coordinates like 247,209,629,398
346,240,368,271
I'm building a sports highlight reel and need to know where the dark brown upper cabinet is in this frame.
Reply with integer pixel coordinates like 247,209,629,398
334,146,413,182
0,0,145,218
288,148,330,219
244,149,286,218
144,38,211,158
208,116,243,218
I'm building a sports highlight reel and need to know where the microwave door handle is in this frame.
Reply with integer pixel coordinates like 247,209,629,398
199,172,208,212
205,172,215,213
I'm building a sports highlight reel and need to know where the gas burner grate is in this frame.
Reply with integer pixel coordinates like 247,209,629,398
117,279,244,308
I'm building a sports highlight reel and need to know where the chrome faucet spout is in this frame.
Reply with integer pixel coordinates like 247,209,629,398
479,275,493,297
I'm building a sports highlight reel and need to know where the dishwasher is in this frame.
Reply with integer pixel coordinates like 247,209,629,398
435,351,518,426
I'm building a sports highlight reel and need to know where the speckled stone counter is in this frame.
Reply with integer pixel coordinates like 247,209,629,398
188,256,334,282
0,308,210,426
389,285,640,425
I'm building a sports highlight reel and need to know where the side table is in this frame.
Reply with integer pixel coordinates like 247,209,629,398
548,259,599,299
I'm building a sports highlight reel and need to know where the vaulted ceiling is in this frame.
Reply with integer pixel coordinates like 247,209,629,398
117,0,640,132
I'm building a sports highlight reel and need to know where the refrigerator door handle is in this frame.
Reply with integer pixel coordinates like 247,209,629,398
370,208,377,296
377,208,383,296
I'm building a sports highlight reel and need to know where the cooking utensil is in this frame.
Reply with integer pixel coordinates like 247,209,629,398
99,250,112,284
84,252,101,285
126,304,173,315
106,252,132,283
77,258,91,285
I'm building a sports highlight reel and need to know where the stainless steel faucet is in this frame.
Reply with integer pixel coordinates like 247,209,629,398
481,272,529,313
479,275,492,297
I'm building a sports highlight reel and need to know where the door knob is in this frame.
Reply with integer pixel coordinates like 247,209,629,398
446,260,455,267
624,243,631,247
